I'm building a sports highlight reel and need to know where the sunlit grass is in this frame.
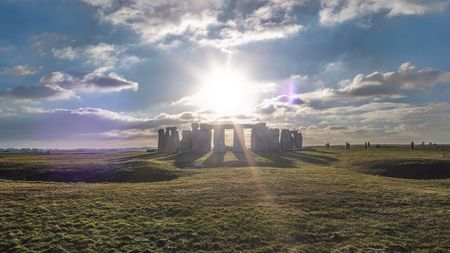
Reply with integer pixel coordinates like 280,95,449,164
1,147,449,251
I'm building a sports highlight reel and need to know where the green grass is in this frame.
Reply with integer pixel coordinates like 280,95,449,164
1,147,449,252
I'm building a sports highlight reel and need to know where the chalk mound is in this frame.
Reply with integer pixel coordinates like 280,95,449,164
354,159,450,180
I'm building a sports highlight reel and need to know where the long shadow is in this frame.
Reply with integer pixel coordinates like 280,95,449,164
280,151,339,165
195,151,257,168
163,153,207,168
254,152,295,168
303,149,337,155
233,151,256,166
110,152,172,162
151,150,340,169
204,152,226,167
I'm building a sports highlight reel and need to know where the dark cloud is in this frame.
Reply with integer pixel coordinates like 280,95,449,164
326,125,348,131
0,108,202,145
0,84,76,100
0,70,138,101
41,71,138,93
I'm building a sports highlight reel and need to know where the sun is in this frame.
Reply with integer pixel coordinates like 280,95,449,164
195,68,256,116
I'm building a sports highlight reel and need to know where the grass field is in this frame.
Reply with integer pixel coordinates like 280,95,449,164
1,147,449,252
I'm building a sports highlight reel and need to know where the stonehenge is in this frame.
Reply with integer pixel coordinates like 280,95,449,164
158,123,303,154
158,127,180,153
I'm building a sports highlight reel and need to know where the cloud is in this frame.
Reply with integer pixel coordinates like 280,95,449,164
0,107,206,147
41,70,139,93
0,65,42,76
319,0,450,26
84,0,303,50
0,70,138,101
51,43,142,69
52,47,78,60
255,100,450,144
285,62,450,108
338,62,450,96
30,32,73,57
0,84,77,101
82,0,113,7
255,62,450,116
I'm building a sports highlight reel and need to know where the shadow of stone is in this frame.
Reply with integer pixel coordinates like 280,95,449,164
163,150,339,169
305,149,337,155
110,152,173,162
204,152,226,166
254,152,295,168
281,152,339,165
166,153,207,168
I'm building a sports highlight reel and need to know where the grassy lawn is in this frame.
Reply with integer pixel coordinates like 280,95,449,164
1,147,449,252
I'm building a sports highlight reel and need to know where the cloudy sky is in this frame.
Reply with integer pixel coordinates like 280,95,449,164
1,0,450,148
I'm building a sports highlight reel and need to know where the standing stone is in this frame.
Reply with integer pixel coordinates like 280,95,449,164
213,126,226,153
268,128,280,151
162,131,170,152
232,125,246,152
171,130,180,153
200,124,212,153
292,131,302,150
297,132,303,150
411,141,415,150
251,123,268,152
280,129,292,151
158,129,164,151
345,142,350,149
190,123,198,153
180,130,192,154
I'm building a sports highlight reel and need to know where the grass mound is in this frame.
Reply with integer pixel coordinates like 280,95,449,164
354,159,450,179
0,152,188,183
0,162,179,183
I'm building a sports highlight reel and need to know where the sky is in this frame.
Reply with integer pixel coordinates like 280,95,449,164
1,0,450,148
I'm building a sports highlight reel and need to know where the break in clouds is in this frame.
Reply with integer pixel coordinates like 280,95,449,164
1,0,450,147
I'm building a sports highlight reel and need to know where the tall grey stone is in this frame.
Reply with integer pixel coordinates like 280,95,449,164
180,130,192,154
280,129,292,151
268,128,280,151
158,129,164,151
232,125,246,152
213,126,226,153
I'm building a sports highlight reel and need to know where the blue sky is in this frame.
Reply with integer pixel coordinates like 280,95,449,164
1,0,450,148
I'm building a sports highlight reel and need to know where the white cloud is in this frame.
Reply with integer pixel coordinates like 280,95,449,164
82,0,113,8
52,46,78,60
85,0,303,50
0,70,138,101
320,0,450,26
40,70,139,93
339,62,450,96
0,65,42,76
51,43,142,70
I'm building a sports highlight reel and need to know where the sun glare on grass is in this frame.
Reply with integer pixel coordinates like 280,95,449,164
196,68,256,116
